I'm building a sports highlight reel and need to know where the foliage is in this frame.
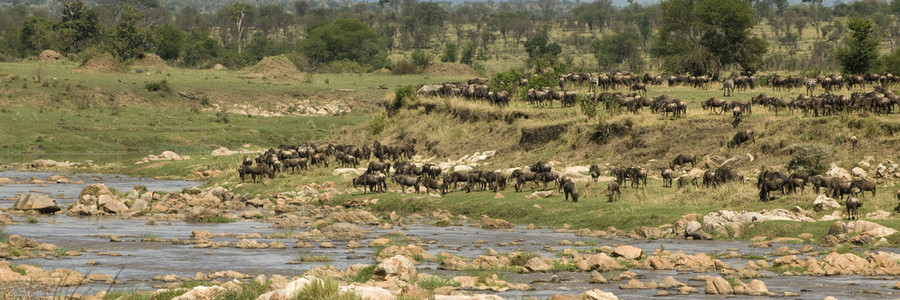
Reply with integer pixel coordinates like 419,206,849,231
459,42,477,65
489,68,524,93
786,143,830,175
441,42,458,63
300,19,387,71
181,29,222,68
110,5,149,61
145,80,171,93
836,18,880,75
524,31,562,72
654,0,768,75
579,94,598,121
220,280,269,300
410,50,430,70
592,30,643,71
152,24,186,61
56,0,102,55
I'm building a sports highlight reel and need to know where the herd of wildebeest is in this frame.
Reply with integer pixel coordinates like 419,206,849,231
232,71,900,221
235,137,899,221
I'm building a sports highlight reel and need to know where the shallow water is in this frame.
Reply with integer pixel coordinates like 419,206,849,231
1,172,899,298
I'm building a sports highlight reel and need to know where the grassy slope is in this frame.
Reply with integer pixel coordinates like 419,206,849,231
2,56,900,241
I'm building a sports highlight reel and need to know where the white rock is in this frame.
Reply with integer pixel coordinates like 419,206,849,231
814,195,841,212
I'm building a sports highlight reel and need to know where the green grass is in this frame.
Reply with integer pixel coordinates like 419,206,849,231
220,280,270,300
53,247,68,258
347,265,376,284
25,217,38,224
296,253,333,262
204,216,237,223
292,276,363,300
416,276,461,290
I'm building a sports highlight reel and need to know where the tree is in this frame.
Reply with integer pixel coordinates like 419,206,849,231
573,0,611,32
226,2,253,55
56,0,102,54
181,29,221,67
18,17,55,56
524,32,562,72
299,18,387,70
403,2,446,48
294,0,310,16
109,4,148,60
441,42,457,63
151,23,185,61
593,30,642,71
836,17,880,75
653,0,768,75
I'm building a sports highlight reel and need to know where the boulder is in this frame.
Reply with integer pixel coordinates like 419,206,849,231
339,284,396,300
480,215,514,229
373,255,417,282
256,276,318,300
434,295,504,300
830,220,898,238
814,195,841,212
851,167,867,179
321,222,365,240
171,286,226,300
865,210,891,220
7,234,39,249
13,193,61,214
581,289,619,300
525,257,553,272
612,245,643,260
704,277,733,295
333,168,365,176
98,194,128,214
576,253,624,272
827,164,852,180
0,212,16,225
336,211,379,225
589,271,608,284
658,276,686,289
0,177,14,184
525,191,554,199
685,221,710,240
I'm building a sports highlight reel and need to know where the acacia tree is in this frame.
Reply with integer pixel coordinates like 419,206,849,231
653,0,767,75
227,2,253,54
835,17,879,75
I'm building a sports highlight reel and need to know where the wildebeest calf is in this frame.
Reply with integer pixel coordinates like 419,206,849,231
562,180,579,202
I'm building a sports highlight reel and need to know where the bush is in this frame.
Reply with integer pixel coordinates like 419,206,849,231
411,50,430,70
369,114,387,135
787,143,830,175
459,42,477,65
391,59,418,75
579,94,598,121
441,42,458,63
390,85,417,113
318,59,370,74
145,79,171,93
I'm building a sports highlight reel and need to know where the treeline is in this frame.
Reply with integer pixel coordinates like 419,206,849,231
1,0,900,75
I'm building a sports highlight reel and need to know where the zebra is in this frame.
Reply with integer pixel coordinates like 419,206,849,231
805,77,817,96
721,79,735,97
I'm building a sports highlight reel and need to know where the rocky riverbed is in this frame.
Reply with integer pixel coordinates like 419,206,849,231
2,170,900,299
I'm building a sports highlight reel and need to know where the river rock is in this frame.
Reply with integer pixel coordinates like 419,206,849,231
0,212,16,225
581,289,619,300
576,253,624,272
373,255,417,282
377,244,433,261
434,295,504,300
7,234,39,249
185,207,222,223
684,221,710,240
256,276,318,300
13,193,61,214
336,210,379,225
0,177,14,184
480,215,514,229
339,283,395,300
612,245,643,260
658,276,686,289
704,277,733,295
865,210,891,220
589,271,608,284
321,222,365,240
851,167,867,179
171,286,226,300
98,194,128,214
525,256,553,272
814,195,841,212
830,220,898,238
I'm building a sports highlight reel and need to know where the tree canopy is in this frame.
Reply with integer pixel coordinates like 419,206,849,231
835,17,880,75
653,0,768,75
299,18,388,71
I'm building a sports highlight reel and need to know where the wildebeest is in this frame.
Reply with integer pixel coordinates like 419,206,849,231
238,164,274,183
729,130,755,147
392,175,419,193
535,172,560,190
366,161,390,175
677,175,698,189
846,196,862,220
851,178,876,198
529,161,552,173
353,174,386,194
589,165,602,182
607,181,621,202
701,97,728,114
670,154,697,170
416,176,445,195
808,175,830,194
562,181,579,202
894,190,900,213
758,177,785,201
850,135,858,148
444,171,471,192
661,168,674,188
829,179,854,201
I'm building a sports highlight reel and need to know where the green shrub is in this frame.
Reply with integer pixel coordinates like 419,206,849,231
786,143,830,175
293,276,363,300
347,265,376,283
145,80,172,93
